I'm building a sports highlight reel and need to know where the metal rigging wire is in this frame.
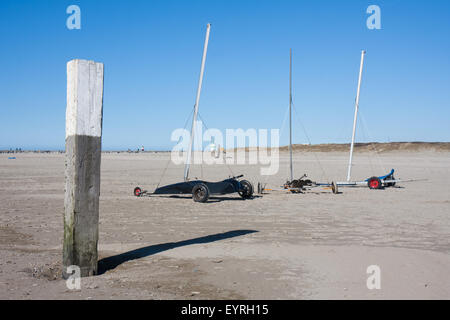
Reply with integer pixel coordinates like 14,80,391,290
358,109,387,174
291,101,330,182
198,112,235,178
155,106,195,189
259,101,291,186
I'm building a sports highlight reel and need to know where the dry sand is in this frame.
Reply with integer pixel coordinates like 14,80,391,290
0,150,449,299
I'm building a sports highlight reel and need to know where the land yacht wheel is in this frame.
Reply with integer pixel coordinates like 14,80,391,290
385,175,396,187
238,180,254,199
192,183,210,203
331,181,339,194
367,177,383,190
134,187,142,197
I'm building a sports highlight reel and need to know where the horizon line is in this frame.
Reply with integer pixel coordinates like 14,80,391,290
2,141,450,153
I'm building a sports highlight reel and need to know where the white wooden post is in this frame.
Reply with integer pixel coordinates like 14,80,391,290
63,59,104,278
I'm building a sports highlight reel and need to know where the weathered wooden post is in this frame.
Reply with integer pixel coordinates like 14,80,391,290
63,59,104,278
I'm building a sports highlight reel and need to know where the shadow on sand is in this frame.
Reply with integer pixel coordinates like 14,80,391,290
97,229,258,275
152,195,262,202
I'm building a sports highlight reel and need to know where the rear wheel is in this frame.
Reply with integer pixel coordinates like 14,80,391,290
385,175,396,187
192,183,210,203
367,177,383,190
134,187,142,197
238,180,254,199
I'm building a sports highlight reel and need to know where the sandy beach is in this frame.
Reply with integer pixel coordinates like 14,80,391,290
1,150,449,299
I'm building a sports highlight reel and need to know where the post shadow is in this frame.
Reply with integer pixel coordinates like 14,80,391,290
97,229,258,275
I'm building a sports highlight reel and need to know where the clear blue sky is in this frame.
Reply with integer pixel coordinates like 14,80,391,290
0,0,449,150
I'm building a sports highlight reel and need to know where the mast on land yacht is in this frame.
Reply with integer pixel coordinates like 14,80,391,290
346,50,366,182
184,23,211,181
289,48,293,182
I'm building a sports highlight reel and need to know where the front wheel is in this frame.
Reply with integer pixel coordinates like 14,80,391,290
367,177,383,190
192,183,210,203
134,187,142,197
238,180,254,199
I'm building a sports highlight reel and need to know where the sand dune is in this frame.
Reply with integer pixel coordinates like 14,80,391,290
231,142,450,153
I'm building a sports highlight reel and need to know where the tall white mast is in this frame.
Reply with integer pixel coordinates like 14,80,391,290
346,50,366,182
289,48,293,182
184,23,211,181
